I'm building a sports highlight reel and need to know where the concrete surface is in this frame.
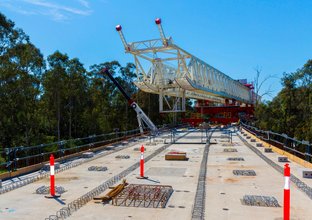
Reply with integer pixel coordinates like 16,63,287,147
0,128,311,220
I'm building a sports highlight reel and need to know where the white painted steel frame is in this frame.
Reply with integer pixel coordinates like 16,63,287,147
116,20,253,112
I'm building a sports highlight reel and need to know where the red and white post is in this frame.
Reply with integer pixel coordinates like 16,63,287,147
50,154,55,196
284,163,290,220
140,145,144,178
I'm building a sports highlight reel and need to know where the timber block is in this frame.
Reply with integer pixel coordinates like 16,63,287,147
165,151,188,161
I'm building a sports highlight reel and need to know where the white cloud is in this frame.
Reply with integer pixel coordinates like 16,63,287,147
23,0,92,16
1,0,93,21
41,9,67,21
0,1,36,15
78,0,90,8
24,0,92,15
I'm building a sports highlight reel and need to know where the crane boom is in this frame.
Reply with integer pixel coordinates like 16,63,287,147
101,68,158,135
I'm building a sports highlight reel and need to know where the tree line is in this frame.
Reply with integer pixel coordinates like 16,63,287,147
0,12,170,153
255,59,312,143
2,10,311,152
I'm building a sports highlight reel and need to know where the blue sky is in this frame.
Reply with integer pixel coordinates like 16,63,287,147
1,0,312,100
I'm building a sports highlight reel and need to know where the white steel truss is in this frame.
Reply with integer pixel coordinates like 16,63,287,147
116,19,253,112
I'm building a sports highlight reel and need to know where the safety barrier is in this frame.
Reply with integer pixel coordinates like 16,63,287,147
0,138,145,195
0,123,185,174
1,128,144,173
240,122,312,163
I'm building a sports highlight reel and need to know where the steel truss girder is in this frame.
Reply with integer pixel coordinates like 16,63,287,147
116,19,253,113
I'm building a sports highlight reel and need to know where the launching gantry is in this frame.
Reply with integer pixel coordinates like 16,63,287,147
116,18,253,113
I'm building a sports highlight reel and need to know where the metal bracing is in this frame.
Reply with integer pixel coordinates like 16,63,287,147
116,18,253,113
159,88,186,112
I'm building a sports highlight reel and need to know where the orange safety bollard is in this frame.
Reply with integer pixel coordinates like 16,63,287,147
45,154,60,198
137,145,148,179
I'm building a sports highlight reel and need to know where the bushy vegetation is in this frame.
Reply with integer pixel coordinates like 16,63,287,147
2,11,310,153
0,13,172,151
255,60,312,143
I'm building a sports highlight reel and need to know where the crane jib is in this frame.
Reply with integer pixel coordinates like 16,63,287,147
101,68,158,134
101,68,132,102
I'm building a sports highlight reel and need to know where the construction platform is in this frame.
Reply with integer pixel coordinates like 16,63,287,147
0,128,312,220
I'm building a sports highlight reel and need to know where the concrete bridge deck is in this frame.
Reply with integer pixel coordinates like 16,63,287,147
0,128,311,220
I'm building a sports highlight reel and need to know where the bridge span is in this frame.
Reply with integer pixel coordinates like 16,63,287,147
0,127,311,220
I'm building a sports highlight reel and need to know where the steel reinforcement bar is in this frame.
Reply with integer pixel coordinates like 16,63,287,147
237,132,312,200
45,131,191,220
191,129,214,220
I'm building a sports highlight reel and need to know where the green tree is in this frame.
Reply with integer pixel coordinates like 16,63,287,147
0,13,45,147
41,51,68,142
65,58,89,138
85,61,122,133
41,51,89,140
255,60,312,143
